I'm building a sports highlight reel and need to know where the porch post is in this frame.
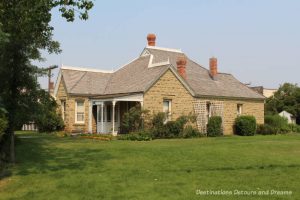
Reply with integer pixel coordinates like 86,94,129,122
88,100,93,133
101,103,104,133
112,101,116,136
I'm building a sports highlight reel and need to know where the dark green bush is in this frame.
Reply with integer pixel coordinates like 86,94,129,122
235,116,257,136
207,116,223,137
151,113,197,139
287,124,300,133
120,105,150,134
182,125,202,138
256,124,277,135
151,112,168,138
264,115,290,134
165,121,181,138
35,111,64,132
117,131,152,141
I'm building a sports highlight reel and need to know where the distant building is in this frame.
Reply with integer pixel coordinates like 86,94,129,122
250,86,277,98
279,111,296,124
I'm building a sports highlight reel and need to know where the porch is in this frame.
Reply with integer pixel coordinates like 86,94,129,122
88,94,143,135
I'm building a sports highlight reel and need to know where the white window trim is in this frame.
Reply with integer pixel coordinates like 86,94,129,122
206,103,212,124
75,100,85,124
61,100,66,121
163,100,172,122
237,104,243,116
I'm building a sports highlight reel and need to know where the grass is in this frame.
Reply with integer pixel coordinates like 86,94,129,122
0,132,300,200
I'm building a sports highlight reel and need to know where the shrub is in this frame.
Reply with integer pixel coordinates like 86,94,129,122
165,121,181,138
256,124,277,135
235,115,256,136
117,131,152,141
207,116,223,137
264,115,290,134
151,112,168,138
151,113,197,139
35,111,64,132
182,125,202,138
120,105,150,134
287,124,300,133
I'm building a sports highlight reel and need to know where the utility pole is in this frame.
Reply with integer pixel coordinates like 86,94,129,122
45,65,58,93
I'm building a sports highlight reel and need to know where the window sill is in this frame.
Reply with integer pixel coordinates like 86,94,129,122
74,122,85,125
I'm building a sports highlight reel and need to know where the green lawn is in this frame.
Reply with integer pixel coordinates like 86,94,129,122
1,133,300,200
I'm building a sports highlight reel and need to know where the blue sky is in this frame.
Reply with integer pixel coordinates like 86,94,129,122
38,0,300,89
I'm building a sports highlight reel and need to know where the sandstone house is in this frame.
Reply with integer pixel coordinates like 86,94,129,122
54,34,265,135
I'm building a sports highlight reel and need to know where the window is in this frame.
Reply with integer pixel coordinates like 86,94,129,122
106,104,112,122
163,100,172,122
206,102,211,123
75,101,84,123
237,104,243,116
61,100,66,121
114,104,119,122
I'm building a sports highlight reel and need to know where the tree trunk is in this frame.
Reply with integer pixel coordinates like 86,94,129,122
9,130,15,163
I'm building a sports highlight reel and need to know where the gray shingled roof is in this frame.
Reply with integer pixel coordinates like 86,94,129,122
60,46,265,99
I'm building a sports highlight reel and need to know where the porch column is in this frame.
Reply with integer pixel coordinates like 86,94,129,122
112,101,116,136
140,101,144,108
88,100,93,133
101,103,104,133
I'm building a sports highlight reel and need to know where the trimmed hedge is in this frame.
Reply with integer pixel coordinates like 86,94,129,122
207,116,223,137
235,116,256,136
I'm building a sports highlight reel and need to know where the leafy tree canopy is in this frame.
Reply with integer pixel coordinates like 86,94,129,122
265,83,300,124
0,0,94,162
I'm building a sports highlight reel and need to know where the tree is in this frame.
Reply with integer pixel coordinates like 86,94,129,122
0,0,94,163
265,83,300,124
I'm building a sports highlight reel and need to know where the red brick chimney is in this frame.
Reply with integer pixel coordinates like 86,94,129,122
147,33,156,46
209,57,218,77
49,81,54,94
176,56,187,79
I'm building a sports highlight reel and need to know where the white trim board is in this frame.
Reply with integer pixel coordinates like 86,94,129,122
61,65,114,73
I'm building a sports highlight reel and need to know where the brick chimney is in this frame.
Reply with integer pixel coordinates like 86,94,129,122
209,57,218,77
49,81,54,94
147,33,156,46
176,56,187,79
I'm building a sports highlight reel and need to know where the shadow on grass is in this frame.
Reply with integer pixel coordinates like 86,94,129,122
14,136,113,176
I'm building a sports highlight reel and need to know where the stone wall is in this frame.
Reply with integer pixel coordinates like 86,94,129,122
193,99,224,133
56,78,91,133
193,98,264,135
143,69,194,120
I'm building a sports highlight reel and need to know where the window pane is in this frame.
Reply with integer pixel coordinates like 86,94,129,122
114,105,118,122
77,113,84,122
107,105,111,122
77,101,84,112
163,101,169,112
97,106,102,122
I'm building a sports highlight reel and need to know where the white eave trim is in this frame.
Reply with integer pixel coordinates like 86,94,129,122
61,65,114,73
53,70,62,99
146,46,182,53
